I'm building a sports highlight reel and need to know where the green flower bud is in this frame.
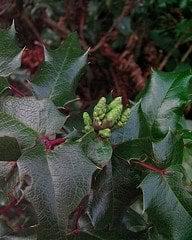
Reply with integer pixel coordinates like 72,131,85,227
117,108,131,127
84,125,94,133
107,97,122,111
102,105,123,128
93,97,107,120
98,128,111,138
83,112,92,126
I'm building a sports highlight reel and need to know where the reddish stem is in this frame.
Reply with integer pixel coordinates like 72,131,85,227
0,197,24,216
135,161,167,175
41,136,65,150
9,85,25,97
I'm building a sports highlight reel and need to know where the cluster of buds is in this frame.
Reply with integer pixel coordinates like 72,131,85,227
83,97,130,138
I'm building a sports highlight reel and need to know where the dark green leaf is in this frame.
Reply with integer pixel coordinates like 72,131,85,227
80,132,112,168
0,111,37,149
141,70,192,137
0,23,23,77
114,138,153,161
0,97,65,150
0,77,9,95
0,136,21,161
18,142,97,239
152,130,183,167
140,166,192,240
122,208,147,233
111,102,149,145
32,33,88,106
86,156,141,230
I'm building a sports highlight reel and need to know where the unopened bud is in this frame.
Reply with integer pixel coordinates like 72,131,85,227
84,125,94,133
98,128,111,138
93,97,107,120
108,97,122,111
83,112,92,126
117,108,131,127
102,105,123,128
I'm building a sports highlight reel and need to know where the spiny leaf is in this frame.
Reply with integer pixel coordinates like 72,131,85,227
114,130,183,168
86,157,141,230
141,70,192,137
0,111,37,149
111,102,149,145
140,166,192,240
0,23,23,77
114,138,153,162
17,143,97,240
152,129,183,167
0,96,65,138
80,132,113,168
32,33,88,107
112,70,192,145
0,97,66,152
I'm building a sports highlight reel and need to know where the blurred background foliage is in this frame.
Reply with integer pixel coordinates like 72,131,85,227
1,0,192,105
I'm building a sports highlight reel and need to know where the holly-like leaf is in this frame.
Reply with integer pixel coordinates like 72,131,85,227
0,96,65,135
80,132,113,168
0,23,23,77
152,130,183,167
85,156,141,231
111,70,192,144
140,166,192,240
111,102,149,145
141,70,192,137
0,136,21,161
114,130,183,168
0,111,37,149
32,33,88,107
17,142,97,239
114,138,153,161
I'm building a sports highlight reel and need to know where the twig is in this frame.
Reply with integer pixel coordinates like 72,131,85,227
181,44,192,62
43,17,69,38
158,40,181,70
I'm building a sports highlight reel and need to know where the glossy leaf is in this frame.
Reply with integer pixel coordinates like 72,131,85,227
140,166,192,240
86,156,141,230
111,102,149,145
114,138,153,161
141,70,192,136
80,132,113,168
0,97,65,135
152,130,183,167
0,23,23,77
32,33,88,106
0,111,37,149
17,142,98,239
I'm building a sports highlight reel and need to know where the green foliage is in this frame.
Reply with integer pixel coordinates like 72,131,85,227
140,167,192,240
0,77,9,95
0,23,23,77
1,23,192,240
32,33,87,107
